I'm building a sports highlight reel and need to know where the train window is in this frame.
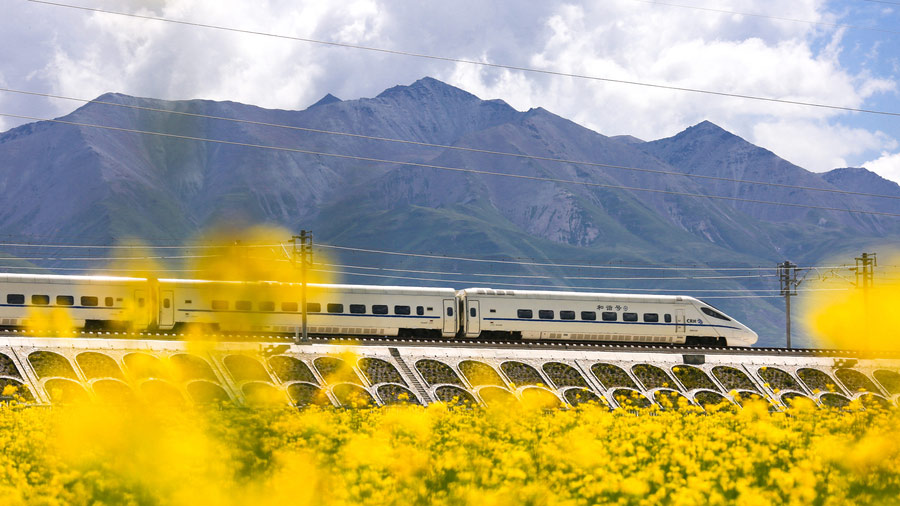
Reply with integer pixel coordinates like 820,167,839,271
307,303,321,313
105,297,114,307
163,299,171,309
517,309,533,318
538,310,554,320
446,307,454,317
259,301,275,312
7,294,24,305
56,296,74,306
581,311,596,321
373,305,388,315
664,314,672,323
184,300,192,304
350,304,366,314
138,298,145,308
470,307,477,318
623,312,638,322
327,303,344,313
282,302,298,312
700,307,731,321
80,296,99,307
643,313,659,323
416,306,424,316
235,300,252,311
560,310,576,320
32,295,50,305
211,300,228,310
395,305,411,315
602,311,617,321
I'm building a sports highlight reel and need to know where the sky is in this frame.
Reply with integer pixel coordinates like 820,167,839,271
2,0,899,182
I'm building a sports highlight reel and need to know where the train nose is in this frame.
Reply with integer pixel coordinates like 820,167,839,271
742,327,759,346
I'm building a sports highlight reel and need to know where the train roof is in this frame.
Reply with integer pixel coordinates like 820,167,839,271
0,273,704,302
0,272,146,283
158,278,456,296
457,287,699,303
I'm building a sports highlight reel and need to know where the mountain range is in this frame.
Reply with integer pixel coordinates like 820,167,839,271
2,76,897,346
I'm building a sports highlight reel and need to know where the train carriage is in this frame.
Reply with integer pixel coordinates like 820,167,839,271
0,273,147,329
457,288,757,346
160,280,457,338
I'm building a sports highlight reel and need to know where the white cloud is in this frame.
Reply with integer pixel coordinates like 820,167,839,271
862,151,900,183
0,0,896,175
447,2,894,141
752,119,896,172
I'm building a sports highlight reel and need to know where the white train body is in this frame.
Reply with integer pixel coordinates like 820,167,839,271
160,280,457,338
0,273,757,346
458,288,758,347
0,273,147,329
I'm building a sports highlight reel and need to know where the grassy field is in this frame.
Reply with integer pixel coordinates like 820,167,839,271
1,396,898,506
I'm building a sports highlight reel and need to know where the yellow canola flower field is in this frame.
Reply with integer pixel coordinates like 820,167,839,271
1,399,899,506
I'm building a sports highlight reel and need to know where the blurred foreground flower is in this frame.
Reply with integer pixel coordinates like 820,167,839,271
1,399,898,505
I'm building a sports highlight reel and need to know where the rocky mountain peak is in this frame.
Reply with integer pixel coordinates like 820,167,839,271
308,93,342,108
376,76,480,103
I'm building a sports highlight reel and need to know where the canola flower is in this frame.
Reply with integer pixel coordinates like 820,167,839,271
1,395,899,506
802,252,900,352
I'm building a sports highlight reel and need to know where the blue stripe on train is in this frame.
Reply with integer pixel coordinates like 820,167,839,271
179,309,438,319
482,317,739,330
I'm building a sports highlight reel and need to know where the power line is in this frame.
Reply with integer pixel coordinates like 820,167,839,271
315,243,854,271
5,87,900,201
0,265,202,273
0,241,280,249
3,237,893,274
0,264,815,298
0,254,219,261
27,0,900,118
317,261,777,281
629,0,900,36
313,266,848,292
4,111,899,218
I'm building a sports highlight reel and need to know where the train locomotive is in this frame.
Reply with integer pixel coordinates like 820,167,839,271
0,273,758,346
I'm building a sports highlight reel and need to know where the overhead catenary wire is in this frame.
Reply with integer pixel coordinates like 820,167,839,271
0,241,281,249
5,87,900,202
3,111,899,218
1,254,221,261
255,256,782,279
26,0,900,118
311,266,849,292
0,265,204,273
316,261,778,281
314,243,857,271
0,261,855,295
0,264,800,298
1,237,883,274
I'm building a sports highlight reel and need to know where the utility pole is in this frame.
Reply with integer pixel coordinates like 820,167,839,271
291,231,313,344
851,252,876,334
777,261,799,349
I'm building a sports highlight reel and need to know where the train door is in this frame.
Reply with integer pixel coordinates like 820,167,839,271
675,309,685,335
159,290,174,328
133,289,149,329
442,299,457,336
466,299,480,337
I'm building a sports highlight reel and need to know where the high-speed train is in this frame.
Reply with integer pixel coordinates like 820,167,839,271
0,273,758,346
